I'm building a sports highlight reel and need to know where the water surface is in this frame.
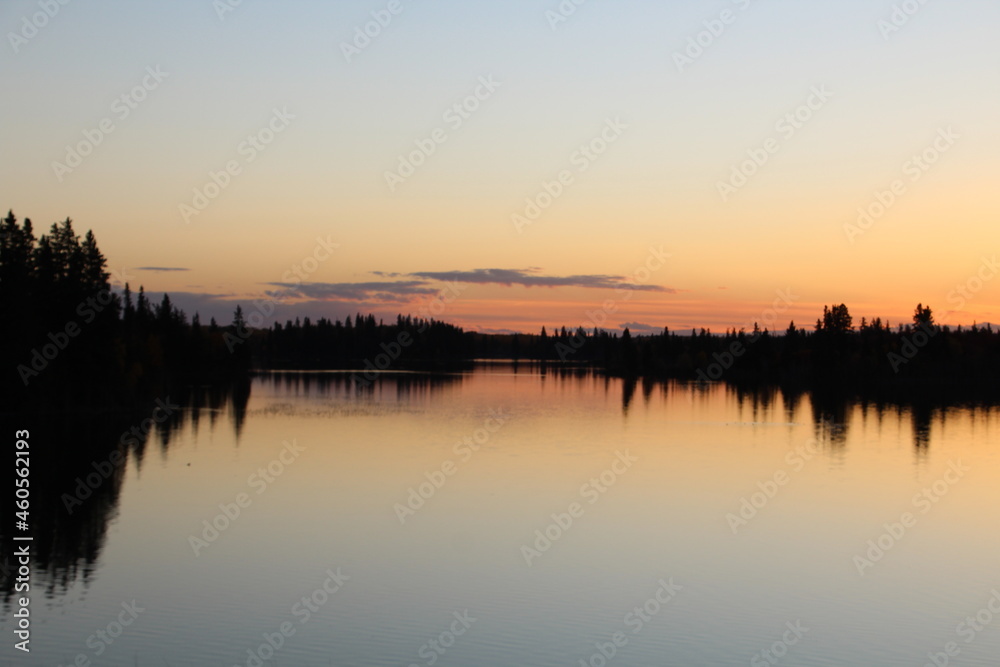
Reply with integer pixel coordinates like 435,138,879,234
4,366,1000,666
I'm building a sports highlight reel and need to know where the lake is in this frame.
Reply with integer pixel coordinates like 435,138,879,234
4,365,1000,666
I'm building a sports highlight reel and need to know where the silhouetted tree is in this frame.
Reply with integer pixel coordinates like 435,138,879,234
821,304,853,333
913,303,934,327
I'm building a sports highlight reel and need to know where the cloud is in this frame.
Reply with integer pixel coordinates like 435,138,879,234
145,267,678,326
619,321,664,333
407,268,675,293
264,280,438,303
260,267,675,308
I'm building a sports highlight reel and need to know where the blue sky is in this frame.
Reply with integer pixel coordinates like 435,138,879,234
3,0,999,331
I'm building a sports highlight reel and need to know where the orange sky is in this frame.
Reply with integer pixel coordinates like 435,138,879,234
3,0,999,332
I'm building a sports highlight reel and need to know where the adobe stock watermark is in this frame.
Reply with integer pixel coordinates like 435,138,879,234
887,321,938,373
106,266,136,289
233,567,349,667
189,439,305,557
878,0,933,40
179,107,295,223
717,86,833,202
673,0,757,73
349,281,467,386
576,578,683,667
340,0,416,63
51,66,168,183
922,589,1000,667
545,0,593,31
7,0,72,54
17,267,136,386
10,546,29,653
844,126,959,244
520,450,638,566
224,234,340,352
384,75,501,192
853,459,969,575
412,281,466,320
56,600,145,666
726,436,820,534
750,621,810,667
213,0,245,21
555,246,671,361
946,256,1000,313
693,288,799,383
888,255,997,372
16,292,116,385
407,610,477,667
512,117,627,234
61,398,178,514
394,409,509,523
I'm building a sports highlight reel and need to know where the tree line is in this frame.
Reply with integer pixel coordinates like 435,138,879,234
249,300,1000,396
1,212,247,410
1,211,473,408
5,211,999,408
482,302,1000,397
255,312,470,372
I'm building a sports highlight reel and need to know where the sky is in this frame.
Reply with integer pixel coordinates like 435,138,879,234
3,0,999,334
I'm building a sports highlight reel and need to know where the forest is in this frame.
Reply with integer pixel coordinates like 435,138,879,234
4,211,1000,410
1,212,246,410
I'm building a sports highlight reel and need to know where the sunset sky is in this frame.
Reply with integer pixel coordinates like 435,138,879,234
3,0,999,333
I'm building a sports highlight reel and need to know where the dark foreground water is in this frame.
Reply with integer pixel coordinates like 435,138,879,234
3,366,1000,666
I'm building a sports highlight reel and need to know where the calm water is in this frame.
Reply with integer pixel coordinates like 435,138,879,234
4,366,1000,666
